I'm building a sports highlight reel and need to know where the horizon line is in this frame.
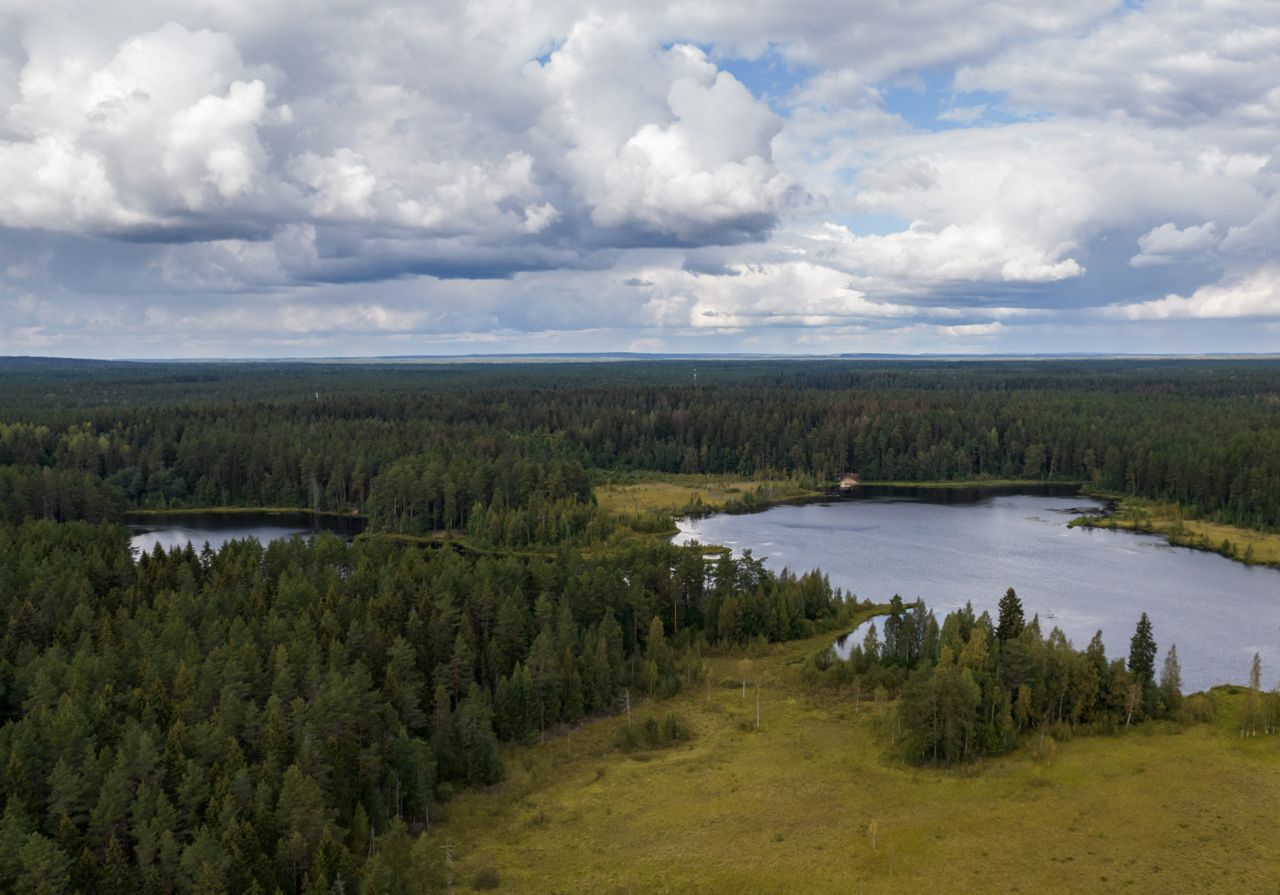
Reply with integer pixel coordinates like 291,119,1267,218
4,351,1280,365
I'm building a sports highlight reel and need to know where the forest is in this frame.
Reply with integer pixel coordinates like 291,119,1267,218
0,520,851,894
1,357,1279,892
2,358,1280,530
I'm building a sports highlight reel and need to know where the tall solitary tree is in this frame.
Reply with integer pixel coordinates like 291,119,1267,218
1242,652,1263,737
1128,612,1158,718
996,588,1024,643
1159,644,1182,715
1127,613,1157,684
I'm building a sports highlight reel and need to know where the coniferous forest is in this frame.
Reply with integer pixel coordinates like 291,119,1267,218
2,357,1279,893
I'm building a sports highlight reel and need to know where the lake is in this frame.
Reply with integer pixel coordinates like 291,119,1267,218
674,487,1280,691
127,511,365,555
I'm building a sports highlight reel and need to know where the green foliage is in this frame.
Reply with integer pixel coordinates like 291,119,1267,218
617,712,692,752
0,520,836,893
996,587,1024,642
4,358,1280,531
1128,613,1157,683
831,594,1179,764
1,357,1276,887
473,865,502,889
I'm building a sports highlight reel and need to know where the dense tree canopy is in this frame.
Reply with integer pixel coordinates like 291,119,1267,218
0,521,847,893
2,358,1280,530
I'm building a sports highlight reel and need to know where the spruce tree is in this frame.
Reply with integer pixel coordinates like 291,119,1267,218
1127,613,1157,684
996,587,1024,643
1128,613,1159,719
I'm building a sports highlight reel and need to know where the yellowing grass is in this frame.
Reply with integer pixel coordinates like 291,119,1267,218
436,633,1280,894
1078,497,1280,568
594,474,817,517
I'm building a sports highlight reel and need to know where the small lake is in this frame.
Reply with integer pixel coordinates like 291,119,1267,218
675,487,1280,691
127,511,364,555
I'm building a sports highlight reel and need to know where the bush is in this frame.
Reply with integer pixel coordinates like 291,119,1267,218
617,711,693,751
1180,692,1216,724
474,865,502,889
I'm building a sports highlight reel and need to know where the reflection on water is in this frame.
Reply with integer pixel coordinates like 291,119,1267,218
676,489,1280,691
127,511,364,555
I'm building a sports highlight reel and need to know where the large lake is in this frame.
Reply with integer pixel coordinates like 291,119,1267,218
127,511,364,555
674,487,1280,691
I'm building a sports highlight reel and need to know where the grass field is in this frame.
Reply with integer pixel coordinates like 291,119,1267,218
1073,497,1280,568
434,626,1280,894
594,474,818,517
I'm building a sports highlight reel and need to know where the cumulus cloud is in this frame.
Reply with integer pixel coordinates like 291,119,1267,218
0,8,800,257
804,221,1083,285
1,22,278,232
1108,267,1280,320
639,260,916,328
1,0,1279,355
956,1,1280,129
532,23,796,244
1130,221,1219,267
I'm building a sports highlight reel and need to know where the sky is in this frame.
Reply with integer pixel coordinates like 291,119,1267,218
0,0,1278,358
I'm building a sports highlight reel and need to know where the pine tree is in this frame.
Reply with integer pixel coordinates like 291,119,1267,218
385,636,427,731
18,832,74,895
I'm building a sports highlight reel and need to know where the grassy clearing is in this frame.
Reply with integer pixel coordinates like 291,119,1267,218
434,629,1280,894
594,474,819,517
1072,497,1280,569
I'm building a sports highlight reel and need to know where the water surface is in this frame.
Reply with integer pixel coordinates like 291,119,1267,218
676,489,1280,691
127,511,364,555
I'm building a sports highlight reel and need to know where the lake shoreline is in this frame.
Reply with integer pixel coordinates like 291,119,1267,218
674,490,1278,691
126,509,367,556
672,478,1276,576
1068,496,1280,572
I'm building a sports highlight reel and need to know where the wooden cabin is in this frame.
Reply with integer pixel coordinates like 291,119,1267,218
838,473,861,490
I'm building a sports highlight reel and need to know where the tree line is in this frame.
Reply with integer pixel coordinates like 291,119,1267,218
2,359,1280,530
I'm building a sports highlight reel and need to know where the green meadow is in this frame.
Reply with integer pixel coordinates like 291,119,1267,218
438,629,1280,894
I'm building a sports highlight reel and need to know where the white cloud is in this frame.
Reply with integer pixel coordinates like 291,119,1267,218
938,104,987,124
957,1,1280,130
1108,267,1280,320
1130,221,1218,267
1,0,1278,356
0,136,139,229
639,260,916,328
532,23,796,243
1,22,280,227
804,220,1083,285
938,321,1004,336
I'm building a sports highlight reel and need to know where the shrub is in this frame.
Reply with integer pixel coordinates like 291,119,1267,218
617,712,693,751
